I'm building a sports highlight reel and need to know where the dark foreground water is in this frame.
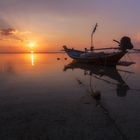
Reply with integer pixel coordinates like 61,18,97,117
0,53,140,140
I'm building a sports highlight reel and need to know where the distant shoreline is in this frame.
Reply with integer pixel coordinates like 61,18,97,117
0,51,65,54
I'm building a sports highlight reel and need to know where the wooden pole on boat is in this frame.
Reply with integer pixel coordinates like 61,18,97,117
113,39,120,45
92,47,119,50
91,23,98,48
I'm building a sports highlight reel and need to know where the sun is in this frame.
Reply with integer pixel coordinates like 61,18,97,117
28,41,36,48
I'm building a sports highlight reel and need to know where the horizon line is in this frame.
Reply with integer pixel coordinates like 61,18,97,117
0,51,64,54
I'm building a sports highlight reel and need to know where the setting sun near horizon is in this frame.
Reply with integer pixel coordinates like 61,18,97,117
28,41,36,48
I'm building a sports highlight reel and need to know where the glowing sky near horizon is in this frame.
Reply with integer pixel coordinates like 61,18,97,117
0,0,140,52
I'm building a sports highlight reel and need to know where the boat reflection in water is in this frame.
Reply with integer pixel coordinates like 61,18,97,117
64,61,135,139
64,61,130,99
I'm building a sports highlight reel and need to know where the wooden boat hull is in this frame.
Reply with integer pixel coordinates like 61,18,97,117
63,46,127,66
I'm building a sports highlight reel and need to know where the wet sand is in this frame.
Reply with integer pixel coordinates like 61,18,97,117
0,94,126,140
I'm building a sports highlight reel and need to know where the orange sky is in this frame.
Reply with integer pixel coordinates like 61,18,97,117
0,0,140,52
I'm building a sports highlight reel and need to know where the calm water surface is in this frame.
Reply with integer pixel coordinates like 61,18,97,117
0,53,140,140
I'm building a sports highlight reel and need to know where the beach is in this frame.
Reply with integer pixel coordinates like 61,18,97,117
0,53,140,140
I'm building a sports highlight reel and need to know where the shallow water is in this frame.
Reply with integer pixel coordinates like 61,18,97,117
0,53,140,140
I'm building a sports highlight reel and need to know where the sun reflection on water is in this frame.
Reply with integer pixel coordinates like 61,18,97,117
31,51,35,66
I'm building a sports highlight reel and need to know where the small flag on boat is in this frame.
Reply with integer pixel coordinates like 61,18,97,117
91,23,98,36
91,23,98,48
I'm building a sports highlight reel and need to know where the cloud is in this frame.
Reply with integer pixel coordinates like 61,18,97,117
0,28,16,36
0,27,31,42
0,28,23,41
0,18,31,42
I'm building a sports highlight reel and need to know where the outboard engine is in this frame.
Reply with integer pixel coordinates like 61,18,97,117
120,36,133,51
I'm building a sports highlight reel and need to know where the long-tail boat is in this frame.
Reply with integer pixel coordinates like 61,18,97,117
63,24,134,66
63,46,127,66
